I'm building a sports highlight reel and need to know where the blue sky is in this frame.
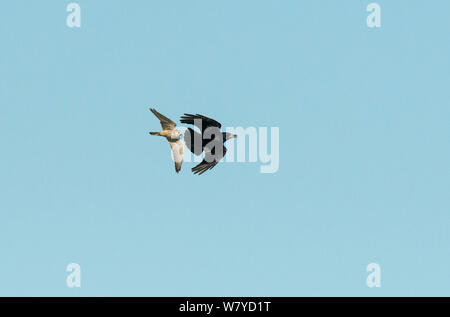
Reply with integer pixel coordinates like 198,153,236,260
0,1,449,296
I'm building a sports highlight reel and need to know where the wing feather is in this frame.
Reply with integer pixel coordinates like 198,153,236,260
192,160,218,175
169,139,184,173
180,113,222,133
150,108,176,130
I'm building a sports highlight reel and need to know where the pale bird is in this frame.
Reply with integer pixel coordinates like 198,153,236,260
180,113,237,175
149,108,184,173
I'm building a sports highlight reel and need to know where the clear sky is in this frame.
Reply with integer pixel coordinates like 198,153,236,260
0,1,449,296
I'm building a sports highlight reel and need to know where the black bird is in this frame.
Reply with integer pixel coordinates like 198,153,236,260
180,114,237,175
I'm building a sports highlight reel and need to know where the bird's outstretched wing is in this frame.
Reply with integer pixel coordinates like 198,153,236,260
180,113,221,133
169,139,184,173
192,159,218,175
150,108,176,130
191,144,222,175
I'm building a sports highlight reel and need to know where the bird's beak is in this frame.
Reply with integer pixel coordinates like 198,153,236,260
232,134,237,138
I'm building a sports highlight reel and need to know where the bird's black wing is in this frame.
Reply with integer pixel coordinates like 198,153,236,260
191,145,227,175
192,160,218,175
180,113,222,133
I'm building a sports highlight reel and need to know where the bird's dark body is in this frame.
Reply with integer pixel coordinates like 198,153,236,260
184,128,228,156
181,114,236,175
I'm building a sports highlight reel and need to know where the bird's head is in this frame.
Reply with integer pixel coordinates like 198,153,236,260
174,129,183,138
223,132,238,141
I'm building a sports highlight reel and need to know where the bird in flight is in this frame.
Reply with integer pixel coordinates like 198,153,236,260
181,113,237,175
149,108,184,173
